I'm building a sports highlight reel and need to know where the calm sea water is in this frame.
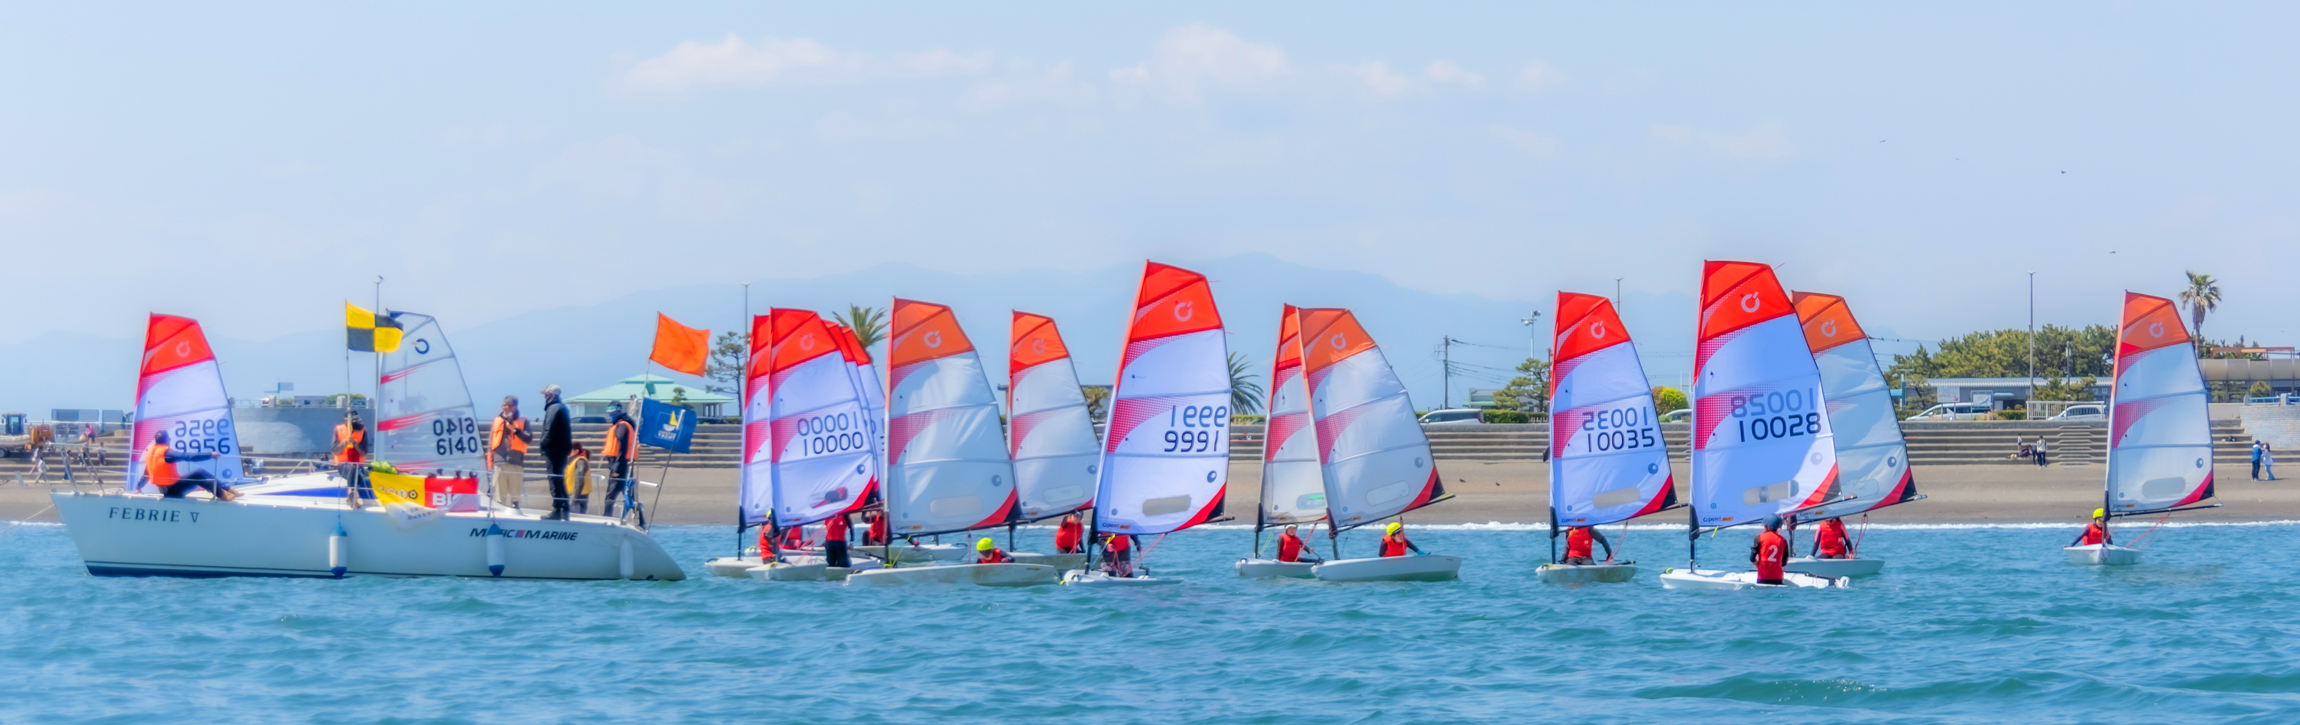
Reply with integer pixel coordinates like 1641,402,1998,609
3,520,2298,724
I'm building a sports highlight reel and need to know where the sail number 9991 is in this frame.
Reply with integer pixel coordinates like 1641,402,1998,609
1161,404,1228,453
1731,389,1821,443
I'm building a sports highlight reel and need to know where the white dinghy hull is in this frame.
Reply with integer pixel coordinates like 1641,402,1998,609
1312,555,1462,583
1061,570,1180,587
705,556,764,578
846,563,1058,587
745,562,857,581
2063,544,2142,566
1785,557,1886,577
1009,552,1086,570
1235,558,1318,578
53,489,684,581
1659,568,1846,590
1535,563,1639,585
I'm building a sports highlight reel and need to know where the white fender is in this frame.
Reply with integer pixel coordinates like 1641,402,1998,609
484,523,506,577
327,522,347,578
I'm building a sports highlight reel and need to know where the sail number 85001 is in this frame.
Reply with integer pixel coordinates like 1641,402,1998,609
1160,404,1228,453
1730,389,1820,442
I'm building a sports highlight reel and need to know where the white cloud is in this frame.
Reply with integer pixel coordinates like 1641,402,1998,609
1110,24,1289,101
1423,60,1485,90
611,34,988,96
1515,60,1569,92
1651,120,1795,160
1490,126,1558,156
1351,61,1421,99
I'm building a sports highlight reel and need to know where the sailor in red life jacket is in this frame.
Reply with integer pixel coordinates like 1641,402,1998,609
1560,525,1612,565
822,514,852,568
863,510,891,546
1276,524,1323,563
2070,508,2113,547
1751,515,1790,585
782,525,807,552
1054,514,1084,554
759,525,780,563
1380,521,1425,557
1101,533,1135,577
1811,516,1852,559
975,537,1012,564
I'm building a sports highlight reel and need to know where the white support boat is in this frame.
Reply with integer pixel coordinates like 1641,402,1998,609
1062,569,1180,587
1659,568,1847,590
2063,544,2142,566
1535,562,1640,585
1312,555,1462,582
846,563,1057,587
1235,558,1318,578
1009,552,1085,570
1784,557,1886,577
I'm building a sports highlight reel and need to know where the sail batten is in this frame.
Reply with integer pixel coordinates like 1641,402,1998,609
1092,262,1231,537
2104,292,2214,514
1792,292,1917,519
1691,261,1838,529
1548,293,1676,528
1297,307,1442,530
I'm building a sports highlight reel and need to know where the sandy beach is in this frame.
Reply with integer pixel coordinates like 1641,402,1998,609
8,460,2291,526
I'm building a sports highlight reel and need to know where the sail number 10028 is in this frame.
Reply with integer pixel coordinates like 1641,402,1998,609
1729,389,1821,443
1160,404,1228,453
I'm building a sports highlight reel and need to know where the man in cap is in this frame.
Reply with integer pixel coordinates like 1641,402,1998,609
1751,515,1790,585
1379,521,1424,557
486,395,531,508
538,384,573,520
600,401,639,518
2070,508,2113,547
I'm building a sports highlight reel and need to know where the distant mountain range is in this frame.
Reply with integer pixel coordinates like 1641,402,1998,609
0,254,1727,418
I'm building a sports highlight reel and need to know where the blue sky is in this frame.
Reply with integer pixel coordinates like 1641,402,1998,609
3,2,2295,361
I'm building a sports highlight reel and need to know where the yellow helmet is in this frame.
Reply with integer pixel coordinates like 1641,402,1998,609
976,537,996,551
2092,508,2107,520
1385,522,1403,535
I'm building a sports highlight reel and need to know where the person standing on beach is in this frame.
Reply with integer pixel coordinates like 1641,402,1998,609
1751,515,1789,585
487,396,530,508
2033,437,2049,468
538,385,573,520
2265,443,2278,481
2254,441,2265,480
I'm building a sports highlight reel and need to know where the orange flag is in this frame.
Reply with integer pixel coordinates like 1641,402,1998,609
649,313,710,376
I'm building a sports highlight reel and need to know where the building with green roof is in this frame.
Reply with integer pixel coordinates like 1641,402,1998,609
566,374,733,419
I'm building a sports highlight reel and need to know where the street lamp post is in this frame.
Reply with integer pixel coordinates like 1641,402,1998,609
2028,271,2036,406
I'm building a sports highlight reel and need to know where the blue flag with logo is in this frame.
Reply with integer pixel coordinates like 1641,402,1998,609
636,397,697,454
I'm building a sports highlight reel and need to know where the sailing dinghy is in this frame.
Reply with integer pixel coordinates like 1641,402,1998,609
1005,311,1101,571
1290,307,1459,583
1538,293,1679,585
711,309,882,582
1659,262,1847,590
2065,292,2219,566
1780,292,1923,578
1237,305,1329,579
845,299,1057,586
57,312,683,580
1066,262,1231,587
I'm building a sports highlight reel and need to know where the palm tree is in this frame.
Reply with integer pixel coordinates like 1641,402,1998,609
1079,385,1112,423
2177,271,2221,349
1228,352,1265,415
841,305,888,349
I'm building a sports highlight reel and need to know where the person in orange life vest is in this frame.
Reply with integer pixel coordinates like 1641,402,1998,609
1751,515,1790,585
1100,533,1135,577
822,513,853,568
600,402,640,518
143,431,237,501
863,510,891,546
976,537,1012,564
1811,516,1852,559
1277,524,1323,563
2070,508,2113,547
487,396,531,508
1380,521,1424,557
1054,514,1085,554
332,410,367,464
1561,525,1612,565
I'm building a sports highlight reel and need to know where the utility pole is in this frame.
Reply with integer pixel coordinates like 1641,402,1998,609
2027,271,2036,402
1615,277,1624,312
1442,337,1453,409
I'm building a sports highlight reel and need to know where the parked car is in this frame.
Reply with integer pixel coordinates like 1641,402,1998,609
2046,404,2107,421
1659,408,1692,423
1905,403,1989,421
1418,409,1486,425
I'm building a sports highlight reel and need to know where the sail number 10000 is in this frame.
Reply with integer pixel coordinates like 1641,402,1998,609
1731,389,1821,443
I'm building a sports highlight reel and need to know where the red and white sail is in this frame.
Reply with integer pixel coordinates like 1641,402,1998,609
829,320,889,482
374,312,484,477
1692,261,1836,528
882,299,1017,537
1259,304,1328,528
744,309,878,528
1008,311,1099,521
1093,262,1231,536
1792,292,1918,518
1297,307,1442,530
127,314,243,492
2106,292,2215,513
1548,293,1674,527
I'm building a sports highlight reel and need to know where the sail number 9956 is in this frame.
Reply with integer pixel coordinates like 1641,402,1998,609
1731,389,1821,443
1161,404,1228,453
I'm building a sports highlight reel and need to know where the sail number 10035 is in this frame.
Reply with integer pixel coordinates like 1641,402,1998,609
1730,389,1821,443
1161,404,1228,453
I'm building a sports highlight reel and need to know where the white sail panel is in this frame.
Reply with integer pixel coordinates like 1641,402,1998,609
882,299,1016,537
126,315,245,491
374,312,485,477
1691,261,1837,528
1008,312,1100,520
1298,308,1440,530
2106,293,2215,513
1548,293,1674,527
1093,263,1231,537
1259,305,1327,527
763,309,878,528
1794,292,1916,519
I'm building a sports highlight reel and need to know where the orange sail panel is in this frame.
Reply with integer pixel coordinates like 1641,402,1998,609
1008,312,1099,520
1548,293,1674,528
1297,307,1442,530
1691,261,1837,528
1093,262,1231,536
1792,292,1917,518
128,314,243,493
748,308,878,528
2105,292,2214,513
1258,304,1327,528
882,299,1016,535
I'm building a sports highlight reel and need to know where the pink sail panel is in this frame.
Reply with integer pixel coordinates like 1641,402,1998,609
2105,292,2214,513
1691,261,1837,528
1548,293,1675,527
1092,262,1231,536
127,314,243,493
1792,292,1918,519
760,309,878,528
881,299,1016,536
1008,312,1099,520
1296,307,1441,530
1259,304,1328,527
